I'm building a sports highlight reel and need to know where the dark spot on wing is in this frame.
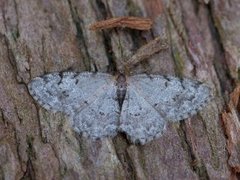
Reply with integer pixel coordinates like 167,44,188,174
203,98,209,104
172,94,180,101
100,111,105,116
148,74,154,80
163,75,171,81
134,113,140,116
58,72,64,85
62,91,69,97
59,72,64,78
75,79,79,84
179,78,185,89
191,81,202,89
165,81,168,87
46,90,54,96
43,75,51,82
73,73,78,78
59,91,70,100
188,95,195,101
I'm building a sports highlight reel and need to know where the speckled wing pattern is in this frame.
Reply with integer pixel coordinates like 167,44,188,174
120,74,212,144
28,72,212,144
119,85,166,144
28,72,120,139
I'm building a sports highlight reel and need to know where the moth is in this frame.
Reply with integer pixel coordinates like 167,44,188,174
28,71,212,144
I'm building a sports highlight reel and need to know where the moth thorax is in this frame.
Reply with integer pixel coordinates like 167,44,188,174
116,74,127,108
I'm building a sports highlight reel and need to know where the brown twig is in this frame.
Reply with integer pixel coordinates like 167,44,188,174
122,36,169,70
89,16,152,31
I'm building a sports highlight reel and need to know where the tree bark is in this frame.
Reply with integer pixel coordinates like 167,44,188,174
0,0,239,179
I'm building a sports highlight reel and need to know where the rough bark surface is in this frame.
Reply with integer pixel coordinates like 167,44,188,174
0,0,239,179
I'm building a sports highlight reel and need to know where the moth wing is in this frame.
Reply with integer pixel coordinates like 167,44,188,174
127,74,212,122
28,72,120,139
120,84,166,144
120,74,212,144
28,72,113,113
72,82,119,139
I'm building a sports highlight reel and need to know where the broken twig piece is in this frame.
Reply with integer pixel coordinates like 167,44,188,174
89,16,152,31
120,36,169,71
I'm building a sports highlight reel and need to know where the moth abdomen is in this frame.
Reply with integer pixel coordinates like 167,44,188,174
116,74,127,108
